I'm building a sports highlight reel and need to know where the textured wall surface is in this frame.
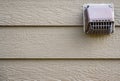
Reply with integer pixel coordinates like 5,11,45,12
0,27,120,58
0,0,120,81
0,0,120,25
0,60,120,81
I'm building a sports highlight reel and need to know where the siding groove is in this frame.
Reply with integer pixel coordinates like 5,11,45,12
0,58,120,60
0,25,119,27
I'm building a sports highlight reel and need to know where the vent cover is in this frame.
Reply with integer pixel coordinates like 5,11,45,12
83,4,115,34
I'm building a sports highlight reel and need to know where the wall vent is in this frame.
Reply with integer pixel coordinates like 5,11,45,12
83,4,115,34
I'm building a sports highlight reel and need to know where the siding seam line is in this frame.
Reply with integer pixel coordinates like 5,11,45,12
0,25,119,27
0,58,120,60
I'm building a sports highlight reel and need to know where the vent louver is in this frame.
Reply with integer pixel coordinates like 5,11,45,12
83,4,115,34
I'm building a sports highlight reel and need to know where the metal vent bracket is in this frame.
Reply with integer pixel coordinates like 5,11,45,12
83,4,115,34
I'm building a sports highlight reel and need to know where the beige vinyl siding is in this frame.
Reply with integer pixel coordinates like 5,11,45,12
0,0,120,81
0,27,120,58
0,60,120,81
0,0,120,25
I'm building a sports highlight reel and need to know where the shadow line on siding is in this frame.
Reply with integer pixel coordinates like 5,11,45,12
0,25,119,27
0,58,120,60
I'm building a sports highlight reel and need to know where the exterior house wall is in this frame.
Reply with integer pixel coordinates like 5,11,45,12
0,0,120,81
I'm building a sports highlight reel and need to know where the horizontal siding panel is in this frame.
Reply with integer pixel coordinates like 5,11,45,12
0,60,120,81
0,27,120,58
0,0,120,25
